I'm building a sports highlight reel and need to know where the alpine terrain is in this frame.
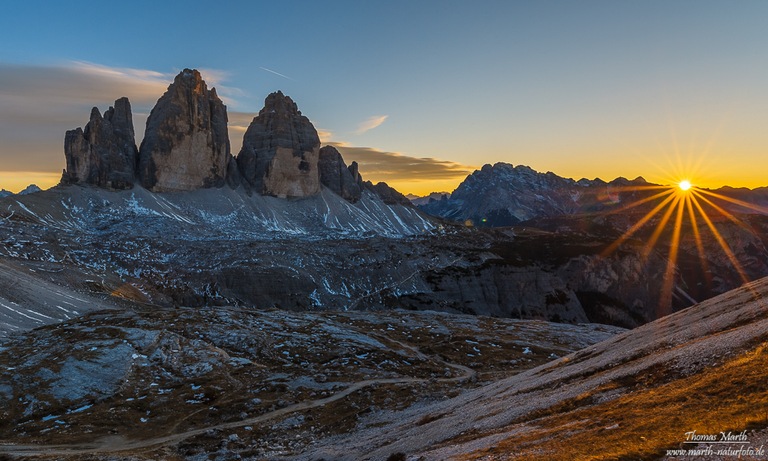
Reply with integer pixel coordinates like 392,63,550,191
0,68,767,460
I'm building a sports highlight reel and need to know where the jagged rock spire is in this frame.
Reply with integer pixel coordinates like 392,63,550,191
61,97,138,189
138,69,232,192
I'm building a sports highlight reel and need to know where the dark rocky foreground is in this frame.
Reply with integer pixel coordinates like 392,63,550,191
0,297,621,460
1,238,766,460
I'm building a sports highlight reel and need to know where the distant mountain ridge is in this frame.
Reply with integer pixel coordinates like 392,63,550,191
0,184,41,198
407,191,450,206
418,163,648,226
418,162,768,226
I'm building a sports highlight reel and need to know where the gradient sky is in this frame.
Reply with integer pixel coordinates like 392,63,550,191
1,1,766,194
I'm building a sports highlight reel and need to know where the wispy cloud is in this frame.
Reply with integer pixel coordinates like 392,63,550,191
355,115,388,134
196,67,245,107
0,60,470,195
328,142,475,182
0,61,241,177
316,128,334,143
259,66,295,81
227,111,259,153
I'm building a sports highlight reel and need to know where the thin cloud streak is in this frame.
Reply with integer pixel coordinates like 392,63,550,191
0,62,167,173
329,142,475,182
355,115,388,134
259,66,295,81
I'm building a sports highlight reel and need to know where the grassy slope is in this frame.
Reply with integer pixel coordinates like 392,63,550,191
465,342,768,460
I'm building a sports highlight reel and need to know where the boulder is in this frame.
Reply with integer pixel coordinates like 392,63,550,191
138,69,231,192
61,97,138,189
236,91,321,198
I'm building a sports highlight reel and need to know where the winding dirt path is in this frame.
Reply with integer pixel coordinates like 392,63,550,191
0,336,476,458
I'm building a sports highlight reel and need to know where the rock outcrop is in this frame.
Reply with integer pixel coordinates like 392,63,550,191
318,145,362,202
317,145,413,206
364,181,413,206
236,91,321,198
61,97,138,189
138,69,231,192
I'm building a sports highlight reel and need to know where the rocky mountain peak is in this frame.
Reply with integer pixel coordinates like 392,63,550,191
236,91,321,198
55,71,418,206
364,181,413,206
419,162,585,225
262,90,301,116
138,69,231,192
19,184,42,195
61,97,138,190
104,97,135,141
177,68,206,93
0,185,41,197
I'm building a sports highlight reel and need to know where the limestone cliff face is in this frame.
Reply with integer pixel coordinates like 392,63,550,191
61,97,138,189
57,73,417,205
138,69,231,192
236,91,321,198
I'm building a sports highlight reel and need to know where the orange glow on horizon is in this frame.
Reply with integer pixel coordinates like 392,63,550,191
1,169,765,199
0,171,60,193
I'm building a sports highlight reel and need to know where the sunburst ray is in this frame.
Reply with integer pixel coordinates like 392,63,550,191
658,195,687,316
695,188,768,215
601,191,677,257
690,196,751,286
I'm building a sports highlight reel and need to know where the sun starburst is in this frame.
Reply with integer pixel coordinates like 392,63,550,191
599,177,761,317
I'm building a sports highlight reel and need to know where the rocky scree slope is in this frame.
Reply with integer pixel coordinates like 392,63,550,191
3,184,766,331
0,189,679,332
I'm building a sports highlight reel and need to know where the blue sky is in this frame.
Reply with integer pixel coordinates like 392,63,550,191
1,1,767,193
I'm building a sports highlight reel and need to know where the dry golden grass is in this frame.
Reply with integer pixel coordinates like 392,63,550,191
462,343,768,460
